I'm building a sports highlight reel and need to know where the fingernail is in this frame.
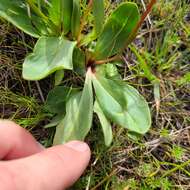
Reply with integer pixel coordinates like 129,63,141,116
65,141,89,152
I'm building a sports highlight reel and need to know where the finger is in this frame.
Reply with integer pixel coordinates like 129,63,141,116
0,141,91,190
0,120,44,160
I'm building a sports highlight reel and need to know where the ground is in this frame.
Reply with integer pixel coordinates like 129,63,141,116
0,0,190,189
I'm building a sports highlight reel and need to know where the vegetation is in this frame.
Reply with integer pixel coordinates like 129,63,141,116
0,0,190,189
0,0,152,145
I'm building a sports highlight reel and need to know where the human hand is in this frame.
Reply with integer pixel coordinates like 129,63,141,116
0,120,91,190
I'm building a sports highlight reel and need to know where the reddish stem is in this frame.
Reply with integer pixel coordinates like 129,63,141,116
124,0,157,46
134,0,157,35
94,0,157,66
95,55,121,65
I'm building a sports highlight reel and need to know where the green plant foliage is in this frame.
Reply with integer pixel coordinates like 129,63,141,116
94,101,113,146
53,69,93,144
54,70,64,86
0,0,41,37
94,2,140,60
71,0,81,39
48,0,63,27
45,86,79,115
0,1,152,145
23,36,76,80
171,145,185,160
73,47,86,75
95,64,121,79
176,72,190,85
92,0,104,36
92,74,151,134
48,0,73,34
44,86,80,129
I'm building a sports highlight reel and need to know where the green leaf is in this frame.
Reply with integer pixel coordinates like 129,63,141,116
94,101,113,146
93,75,127,109
54,70,64,86
48,0,73,34
92,75,151,134
44,114,63,128
62,0,73,34
129,45,158,82
96,64,121,79
73,47,86,76
45,86,79,114
0,0,40,37
53,69,93,144
23,36,77,80
92,0,104,36
71,0,81,39
94,2,140,60
176,72,190,86
48,0,62,26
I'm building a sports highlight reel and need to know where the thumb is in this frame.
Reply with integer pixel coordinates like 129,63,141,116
0,141,91,190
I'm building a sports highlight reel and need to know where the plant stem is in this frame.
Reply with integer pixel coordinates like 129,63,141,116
93,0,157,66
90,169,118,190
162,159,190,178
95,55,121,65
124,0,157,48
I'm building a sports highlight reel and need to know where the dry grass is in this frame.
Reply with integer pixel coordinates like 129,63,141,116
0,0,190,189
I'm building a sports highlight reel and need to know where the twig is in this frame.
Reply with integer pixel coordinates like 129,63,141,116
162,159,190,178
123,0,157,48
140,0,152,25
94,0,157,65
95,55,121,65
35,81,45,103
116,126,190,156
90,169,118,190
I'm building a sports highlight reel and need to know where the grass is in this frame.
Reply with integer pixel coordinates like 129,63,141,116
0,0,190,189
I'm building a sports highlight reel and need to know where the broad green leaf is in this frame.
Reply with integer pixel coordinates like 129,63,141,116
31,0,51,9
94,2,140,60
71,0,81,39
23,36,77,80
92,75,151,134
44,114,63,128
48,0,73,34
45,86,79,114
62,0,73,34
54,70,64,86
53,69,93,144
92,0,104,36
73,47,86,76
94,101,113,146
96,64,121,79
0,0,40,37
48,0,62,26
127,131,142,141
93,75,127,109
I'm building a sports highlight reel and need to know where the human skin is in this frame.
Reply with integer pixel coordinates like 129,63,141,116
0,120,91,190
